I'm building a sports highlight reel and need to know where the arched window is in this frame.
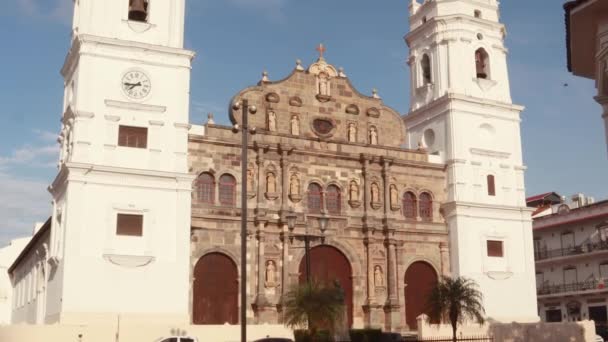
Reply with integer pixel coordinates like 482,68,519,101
487,175,496,196
419,192,433,221
196,173,215,204
129,0,150,22
421,54,432,85
326,185,341,215
403,192,418,219
219,174,236,207
475,48,489,79
308,183,323,214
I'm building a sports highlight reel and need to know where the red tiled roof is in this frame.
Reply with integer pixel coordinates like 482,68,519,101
526,192,554,203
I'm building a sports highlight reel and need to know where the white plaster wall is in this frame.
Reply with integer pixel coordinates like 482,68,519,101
73,0,186,48
51,168,193,325
0,238,31,325
447,206,538,322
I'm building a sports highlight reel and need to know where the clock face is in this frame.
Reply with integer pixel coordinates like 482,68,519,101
121,70,151,100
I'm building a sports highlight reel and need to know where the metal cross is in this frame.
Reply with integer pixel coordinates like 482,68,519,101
316,43,326,58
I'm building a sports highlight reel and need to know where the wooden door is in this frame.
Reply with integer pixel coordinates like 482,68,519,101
404,261,438,330
193,253,238,325
298,245,353,328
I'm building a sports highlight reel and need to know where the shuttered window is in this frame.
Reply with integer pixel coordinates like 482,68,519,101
118,125,147,149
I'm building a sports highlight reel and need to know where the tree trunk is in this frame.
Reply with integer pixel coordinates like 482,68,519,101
451,321,457,342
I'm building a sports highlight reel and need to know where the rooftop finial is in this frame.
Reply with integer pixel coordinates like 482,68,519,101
316,43,327,60
295,59,304,71
261,70,270,83
372,88,381,99
207,113,215,125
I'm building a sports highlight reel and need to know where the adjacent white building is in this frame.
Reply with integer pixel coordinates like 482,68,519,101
404,0,539,322
0,235,32,325
529,193,608,326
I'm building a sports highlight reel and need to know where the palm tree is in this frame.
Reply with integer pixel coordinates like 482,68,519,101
427,276,485,342
282,280,345,338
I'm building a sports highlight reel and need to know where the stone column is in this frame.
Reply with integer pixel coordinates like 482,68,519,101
439,242,450,277
381,158,391,218
254,221,276,323
361,155,371,215
255,144,266,208
363,239,383,328
279,147,289,211
384,239,401,332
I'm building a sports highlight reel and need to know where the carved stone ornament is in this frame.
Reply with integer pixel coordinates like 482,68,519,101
348,123,357,143
247,166,256,199
265,260,279,288
370,182,381,209
374,265,385,288
348,180,361,208
289,96,303,107
266,172,278,200
266,92,280,103
267,111,277,132
367,107,380,118
390,184,400,211
309,53,338,102
346,104,360,115
291,115,300,136
289,173,302,203
369,126,379,145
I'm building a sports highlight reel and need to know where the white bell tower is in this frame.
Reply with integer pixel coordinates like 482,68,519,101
46,0,194,325
403,0,538,322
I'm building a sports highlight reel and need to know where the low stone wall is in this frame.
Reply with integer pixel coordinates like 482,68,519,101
416,315,597,342
0,323,294,342
490,321,596,342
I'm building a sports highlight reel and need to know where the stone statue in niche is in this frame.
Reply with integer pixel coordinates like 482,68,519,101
318,72,330,96
267,172,277,194
247,167,255,192
290,173,300,196
390,184,398,208
291,115,300,135
371,183,380,203
374,265,384,287
349,181,359,201
369,126,378,145
268,111,277,132
265,260,277,288
348,123,357,143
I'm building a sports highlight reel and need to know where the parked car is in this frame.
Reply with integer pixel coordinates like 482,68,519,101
253,338,294,342
156,337,198,342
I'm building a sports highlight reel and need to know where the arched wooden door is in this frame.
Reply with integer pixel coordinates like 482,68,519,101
298,245,353,328
404,261,438,330
193,253,238,325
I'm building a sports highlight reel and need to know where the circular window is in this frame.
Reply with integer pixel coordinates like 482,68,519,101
312,119,334,135
423,129,436,148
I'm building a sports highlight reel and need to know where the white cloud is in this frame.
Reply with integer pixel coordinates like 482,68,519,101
0,144,58,169
0,172,51,247
32,129,59,143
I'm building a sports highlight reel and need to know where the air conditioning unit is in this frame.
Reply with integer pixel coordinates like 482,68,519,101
572,193,586,208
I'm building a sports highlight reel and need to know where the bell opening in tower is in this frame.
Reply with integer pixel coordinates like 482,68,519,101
475,48,489,79
129,0,149,22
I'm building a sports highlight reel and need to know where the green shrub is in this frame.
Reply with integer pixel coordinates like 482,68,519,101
349,329,383,342
294,329,334,342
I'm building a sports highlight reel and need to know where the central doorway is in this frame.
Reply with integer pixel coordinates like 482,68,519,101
298,245,354,328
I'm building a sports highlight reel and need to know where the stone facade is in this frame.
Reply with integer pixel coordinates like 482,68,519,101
188,56,449,332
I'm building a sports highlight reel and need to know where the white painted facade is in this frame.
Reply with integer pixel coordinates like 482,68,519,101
533,198,608,325
403,0,539,322
9,0,195,325
0,237,31,325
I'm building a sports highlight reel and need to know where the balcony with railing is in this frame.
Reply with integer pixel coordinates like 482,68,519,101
537,279,608,297
534,241,608,261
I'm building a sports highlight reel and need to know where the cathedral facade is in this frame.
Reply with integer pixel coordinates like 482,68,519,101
7,0,539,334
189,55,449,331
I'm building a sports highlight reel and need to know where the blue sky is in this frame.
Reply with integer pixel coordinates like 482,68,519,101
0,0,606,246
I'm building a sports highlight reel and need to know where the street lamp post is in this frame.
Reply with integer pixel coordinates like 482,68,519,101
233,99,257,342
286,209,329,283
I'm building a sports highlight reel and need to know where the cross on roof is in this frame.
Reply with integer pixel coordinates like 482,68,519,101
316,43,326,59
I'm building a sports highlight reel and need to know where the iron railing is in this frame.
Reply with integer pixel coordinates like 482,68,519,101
537,279,607,296
534,241,608,261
